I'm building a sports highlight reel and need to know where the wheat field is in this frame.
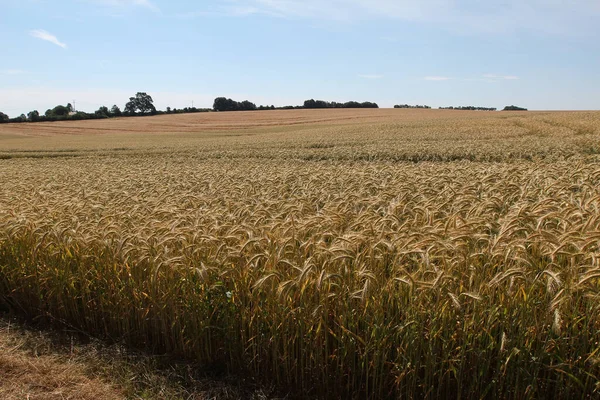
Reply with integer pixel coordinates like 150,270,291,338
1,109,600,398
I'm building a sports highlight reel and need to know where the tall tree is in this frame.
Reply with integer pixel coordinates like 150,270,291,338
95,106,110,118
125,92,156,115
213,97,257,111
110,105,122,117
213,97,236,111
240,100,257,111
27,110,40,122
0,111,9,123
51,105,69,117
125,101,136,115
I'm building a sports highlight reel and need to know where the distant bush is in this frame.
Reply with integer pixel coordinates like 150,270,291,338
27,110,41,122
69,112,91,121
110,105,122,117
51,105,70,117
439,106,497,111
394,104,431,109
213,97,257,112
303,99,379,109
95,106,110,118
503,105,528,111
0,112,9,123
166,106,211,114
9,114,27,123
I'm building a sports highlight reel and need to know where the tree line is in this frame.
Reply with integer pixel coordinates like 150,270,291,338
211,97,379,112
1,94,382,123
439,106,498,111
394,104,431,109
502,105,528,111
302,99,379,109
0,93,528,124
437,105,528,111
0,93,212,124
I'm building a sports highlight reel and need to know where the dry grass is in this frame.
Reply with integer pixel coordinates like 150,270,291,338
1,109,600,398
0,315,276,399
0,317,123,400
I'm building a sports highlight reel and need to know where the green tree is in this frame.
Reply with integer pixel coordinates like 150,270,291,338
0,111,9,123
124,101,136,115
52,105,70,117
125,92,156,115
503,105,527,111
27,110,40,122
13,114,27,123
240,100,257,111
213,97,257,111
213,97,236,111
95,106,110,118
110,105,122,117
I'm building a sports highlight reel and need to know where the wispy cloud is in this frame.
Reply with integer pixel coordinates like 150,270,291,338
137,0,159,12
424,74,519,82
227,6,264,16
30,30,67,49
176,4,283,19
215,0,600,35
424,76,451,81
175,10,214,19
92,0,160,13
1,69,26,75
358,74,383,80
483,74,519,80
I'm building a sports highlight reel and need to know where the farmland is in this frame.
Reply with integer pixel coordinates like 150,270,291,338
1,109,600,398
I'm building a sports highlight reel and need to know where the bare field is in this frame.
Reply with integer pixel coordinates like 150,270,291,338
0,109,501,137
0,109,598,160
1,109,600,399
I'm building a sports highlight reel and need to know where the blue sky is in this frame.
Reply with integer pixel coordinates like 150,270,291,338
1,0,599,116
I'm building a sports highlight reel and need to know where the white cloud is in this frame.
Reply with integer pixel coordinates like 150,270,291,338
424,76,451,81
219,0,600,35
29,30,67,49
358,74,383,79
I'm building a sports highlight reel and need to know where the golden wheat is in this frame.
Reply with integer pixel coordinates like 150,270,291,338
0,109,599,398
